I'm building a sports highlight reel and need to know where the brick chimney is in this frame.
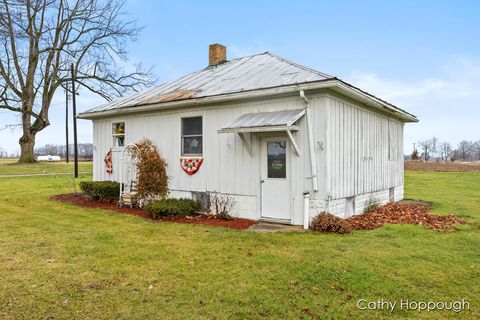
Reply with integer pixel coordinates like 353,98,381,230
209,43,227,66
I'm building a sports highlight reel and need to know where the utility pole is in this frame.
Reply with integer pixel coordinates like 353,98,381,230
65,83,69,163
71,64,79,178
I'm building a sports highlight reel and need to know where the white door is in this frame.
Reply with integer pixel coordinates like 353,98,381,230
261,138,291,220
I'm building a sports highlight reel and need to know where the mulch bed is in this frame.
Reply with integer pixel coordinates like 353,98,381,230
405,160,480,172
53,194,466,233
52,193,257,230
346,202,465,232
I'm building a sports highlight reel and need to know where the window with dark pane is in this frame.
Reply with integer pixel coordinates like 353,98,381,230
267,141,286,178
182,117,203,156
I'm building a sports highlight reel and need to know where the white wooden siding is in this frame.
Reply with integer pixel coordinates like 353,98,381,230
325,95,404,199
90,90,405,222
92,95,310,201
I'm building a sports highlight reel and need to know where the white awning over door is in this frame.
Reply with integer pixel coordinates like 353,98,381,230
217,109,305,134
217,109,305,157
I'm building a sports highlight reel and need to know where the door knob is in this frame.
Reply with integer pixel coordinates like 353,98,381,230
260,180,265,183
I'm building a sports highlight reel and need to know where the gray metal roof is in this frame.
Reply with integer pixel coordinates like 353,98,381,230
218,109,305,133
82,52,333,114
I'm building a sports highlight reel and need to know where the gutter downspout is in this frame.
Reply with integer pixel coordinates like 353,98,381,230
300,90,318,192
303,192,310,230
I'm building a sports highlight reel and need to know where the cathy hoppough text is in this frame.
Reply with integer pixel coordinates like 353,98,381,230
357,299,470,313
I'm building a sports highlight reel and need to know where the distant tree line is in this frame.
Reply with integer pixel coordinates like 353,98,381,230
0,147,17,158
0,144,93,160
34,144,93,160
414,138,480,162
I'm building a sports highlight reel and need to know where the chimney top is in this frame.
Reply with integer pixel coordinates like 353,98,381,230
209,43,227,66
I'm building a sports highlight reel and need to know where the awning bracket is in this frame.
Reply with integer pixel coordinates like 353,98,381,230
287,130,301,157
238,132,253,157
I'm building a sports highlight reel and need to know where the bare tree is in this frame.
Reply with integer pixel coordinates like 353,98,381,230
456,140,474,161
439,141,452,161
0,0,153,162
78,142,93,159
418,137,438,161
35,142,92,159
473,141,480,161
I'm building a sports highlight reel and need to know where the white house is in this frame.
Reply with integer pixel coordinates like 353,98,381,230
78,43,418,226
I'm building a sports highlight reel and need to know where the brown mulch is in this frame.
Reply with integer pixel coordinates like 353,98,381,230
405,160,480,172
346,202,465,232
52,193,257,230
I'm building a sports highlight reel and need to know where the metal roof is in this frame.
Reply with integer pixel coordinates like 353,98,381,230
81,52,333,114
78,51,417,122
218,109,305,133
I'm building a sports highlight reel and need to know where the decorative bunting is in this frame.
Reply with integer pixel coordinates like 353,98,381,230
180,157,203,175
104,149,113,174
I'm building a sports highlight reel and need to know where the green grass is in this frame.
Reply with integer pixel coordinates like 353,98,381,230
0,158,92,175
405,171,480,222
0,171,478,319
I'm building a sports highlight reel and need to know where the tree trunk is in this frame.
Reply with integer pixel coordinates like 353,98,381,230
18,132,36,163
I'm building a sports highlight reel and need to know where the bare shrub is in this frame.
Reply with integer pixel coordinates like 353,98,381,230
310,212,352,234
126,139,169,206
209,191,236,220
411,149,420,160
363,196,380,213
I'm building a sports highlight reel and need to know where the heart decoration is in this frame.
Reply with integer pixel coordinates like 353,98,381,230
180,157,203,175
104,149,113,174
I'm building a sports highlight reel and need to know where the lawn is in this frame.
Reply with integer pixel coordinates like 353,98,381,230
0,171,478,319
0,159,92,175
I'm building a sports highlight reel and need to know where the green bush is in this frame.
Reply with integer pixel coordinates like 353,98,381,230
144,198,201,218
79,181,120,201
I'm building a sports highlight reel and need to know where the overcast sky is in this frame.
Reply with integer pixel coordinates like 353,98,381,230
1,0,479,154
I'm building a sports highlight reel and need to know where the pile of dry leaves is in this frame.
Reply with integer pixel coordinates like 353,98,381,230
347,202,465,232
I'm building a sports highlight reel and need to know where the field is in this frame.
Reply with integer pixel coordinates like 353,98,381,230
0,162,479,319
405,160,480,172
0,159,92,175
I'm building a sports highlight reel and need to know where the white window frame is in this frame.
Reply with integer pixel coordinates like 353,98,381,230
181,116,203,156
112,121,126,148
265,139,288,180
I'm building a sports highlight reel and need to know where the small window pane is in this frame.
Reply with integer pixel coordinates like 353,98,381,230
113,123,125,134
182,117,202,135
267,141,286,178
183,136,203,155
114,136,125,147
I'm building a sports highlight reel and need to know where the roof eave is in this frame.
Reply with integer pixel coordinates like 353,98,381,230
77,79,418,122
77,80,333,119
332,79,418,123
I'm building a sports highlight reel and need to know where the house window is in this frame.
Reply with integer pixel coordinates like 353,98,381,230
112,122,125,147
182,116,203,156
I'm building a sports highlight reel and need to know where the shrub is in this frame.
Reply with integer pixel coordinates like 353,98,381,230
310,212,352,234
80,181,120,201
209,191,236,220
411,149,420,160
144,198,202,218
126,138,169,207
363,196,380,213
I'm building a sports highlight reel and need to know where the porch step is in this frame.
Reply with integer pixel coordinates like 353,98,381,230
259,217,296,225
246,222,306,233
